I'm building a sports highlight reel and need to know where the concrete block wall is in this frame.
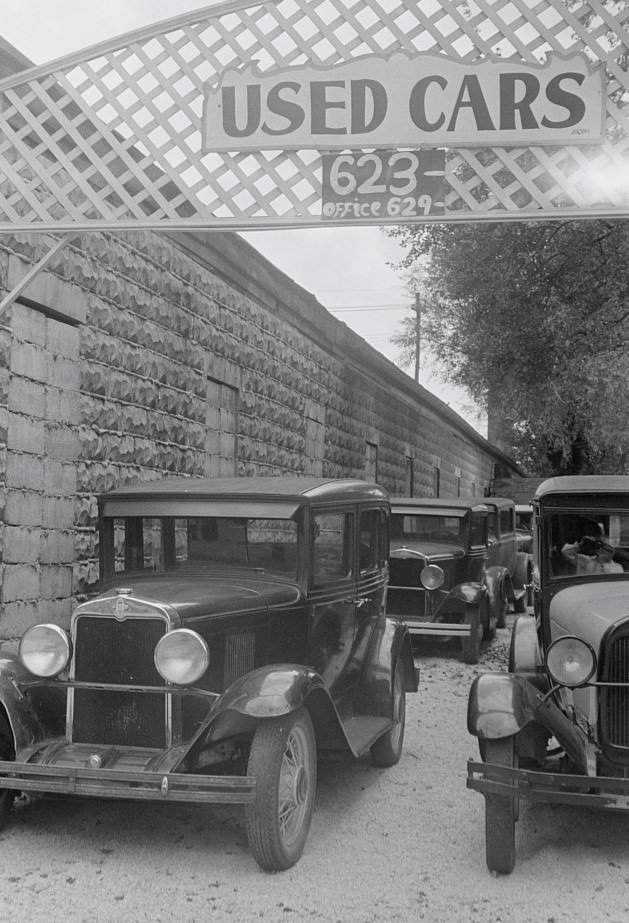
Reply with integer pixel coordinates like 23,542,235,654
0,228,504,638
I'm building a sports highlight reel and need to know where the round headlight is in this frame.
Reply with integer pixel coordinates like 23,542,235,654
19,624,71,678
546,636,596,688
421,564,445,590
154,629,210,685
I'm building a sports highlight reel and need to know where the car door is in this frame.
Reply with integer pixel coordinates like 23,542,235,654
307,506,357,710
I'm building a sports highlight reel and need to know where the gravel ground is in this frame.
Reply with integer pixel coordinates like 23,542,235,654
1,617,629,922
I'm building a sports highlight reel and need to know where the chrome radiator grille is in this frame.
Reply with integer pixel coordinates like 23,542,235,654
225,632,255,688
600,632,629,755
71,614,168,748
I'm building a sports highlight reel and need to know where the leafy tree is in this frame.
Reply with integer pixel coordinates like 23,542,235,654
387,219,629,474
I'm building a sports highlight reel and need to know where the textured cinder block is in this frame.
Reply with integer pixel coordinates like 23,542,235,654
2,564,39,602
2,526,40,564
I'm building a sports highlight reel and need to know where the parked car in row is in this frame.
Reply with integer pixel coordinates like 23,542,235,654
387,497,531,663
0,476,417,871
468,476,629,874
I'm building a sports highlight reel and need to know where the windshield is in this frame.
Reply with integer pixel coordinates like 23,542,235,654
391,513,465,545
109,515,299,579
546,510,629,578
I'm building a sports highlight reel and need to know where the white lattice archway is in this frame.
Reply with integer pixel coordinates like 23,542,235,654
0,0,627,233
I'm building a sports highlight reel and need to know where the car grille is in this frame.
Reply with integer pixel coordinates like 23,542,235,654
71,614,168,748
599,629,629,760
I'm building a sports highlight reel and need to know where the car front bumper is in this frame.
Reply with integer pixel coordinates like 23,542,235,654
0,746,255,805
467,758,629,810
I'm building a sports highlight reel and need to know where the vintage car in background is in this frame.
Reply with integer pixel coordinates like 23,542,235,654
484,497,533,613
387,497,529,664
0,476,417,872
515,503,534,554
468,476,629,874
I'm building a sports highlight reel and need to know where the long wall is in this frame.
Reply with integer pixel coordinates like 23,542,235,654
0,227,517,639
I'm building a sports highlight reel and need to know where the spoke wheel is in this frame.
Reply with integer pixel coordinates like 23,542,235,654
484,737,518,875
245,707,317,871
370,659,406,768
461,603,482,664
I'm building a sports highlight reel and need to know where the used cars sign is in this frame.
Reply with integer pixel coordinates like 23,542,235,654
203,52,604,151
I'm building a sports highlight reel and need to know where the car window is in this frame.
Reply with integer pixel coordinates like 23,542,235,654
312,511,353,585
487,511,497,540
391,513,464,544
470,512,487,547
499,508,514,535
547,511,629,578
111,515,299,577
359,508,386,572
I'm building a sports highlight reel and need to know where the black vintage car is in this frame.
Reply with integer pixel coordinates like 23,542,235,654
387,497,526,663
0,476,417,871
468,476,629,874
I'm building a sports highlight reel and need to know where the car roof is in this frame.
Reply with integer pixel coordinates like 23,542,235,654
535,476,629,499
100,475,388,505
483,496,515,510
390,496,489,513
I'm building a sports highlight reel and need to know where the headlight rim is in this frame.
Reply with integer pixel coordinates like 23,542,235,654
154,628,210,686
19,623,72,678
546,634,597,688
420,563,445,591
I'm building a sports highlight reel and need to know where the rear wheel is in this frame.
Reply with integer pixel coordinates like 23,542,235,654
496,582,509,628
370,658,406,768
484,737,518,875
245,707,317,871
461,604,482,664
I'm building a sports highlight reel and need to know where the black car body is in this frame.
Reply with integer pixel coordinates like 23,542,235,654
387,497,528,664
468,476,629,874
0,476,417,871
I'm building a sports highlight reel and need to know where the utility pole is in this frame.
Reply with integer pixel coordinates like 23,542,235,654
413,292,421,383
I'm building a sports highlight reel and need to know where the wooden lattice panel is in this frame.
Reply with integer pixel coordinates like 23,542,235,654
0,0,627,230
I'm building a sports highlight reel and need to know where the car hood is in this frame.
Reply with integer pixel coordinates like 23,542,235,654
389,541,465,563
95,574,302,619
550,581,629,650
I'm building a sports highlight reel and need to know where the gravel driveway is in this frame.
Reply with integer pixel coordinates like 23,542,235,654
1,617,629,923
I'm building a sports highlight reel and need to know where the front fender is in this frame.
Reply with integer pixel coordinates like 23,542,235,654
444,582,486,609
0,645,47,752
467,672,544,740
212,663,326,721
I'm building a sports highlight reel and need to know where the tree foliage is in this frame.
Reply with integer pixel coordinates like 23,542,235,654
387,220,629,474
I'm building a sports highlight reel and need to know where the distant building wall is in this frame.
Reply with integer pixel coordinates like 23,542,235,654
0,228,518,640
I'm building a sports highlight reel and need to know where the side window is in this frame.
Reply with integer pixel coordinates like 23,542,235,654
470,513,487,547
359,508,385,573
500,508,514,535
312,511,354,585
487,511,497,541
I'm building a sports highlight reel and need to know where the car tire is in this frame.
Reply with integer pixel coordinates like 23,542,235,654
245,706,317,871
496,582,508,628
483,736,518,875
461,603,483,664
370,658,406,768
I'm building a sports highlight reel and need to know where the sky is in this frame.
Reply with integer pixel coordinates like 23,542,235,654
1,1,485,434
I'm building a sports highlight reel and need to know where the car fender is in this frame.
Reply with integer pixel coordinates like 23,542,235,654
358,617,419,704
467,671,545,740
508,614,548,690
485,565,511,603
0,646,47,752
444,581,487,611
178,664,351,769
